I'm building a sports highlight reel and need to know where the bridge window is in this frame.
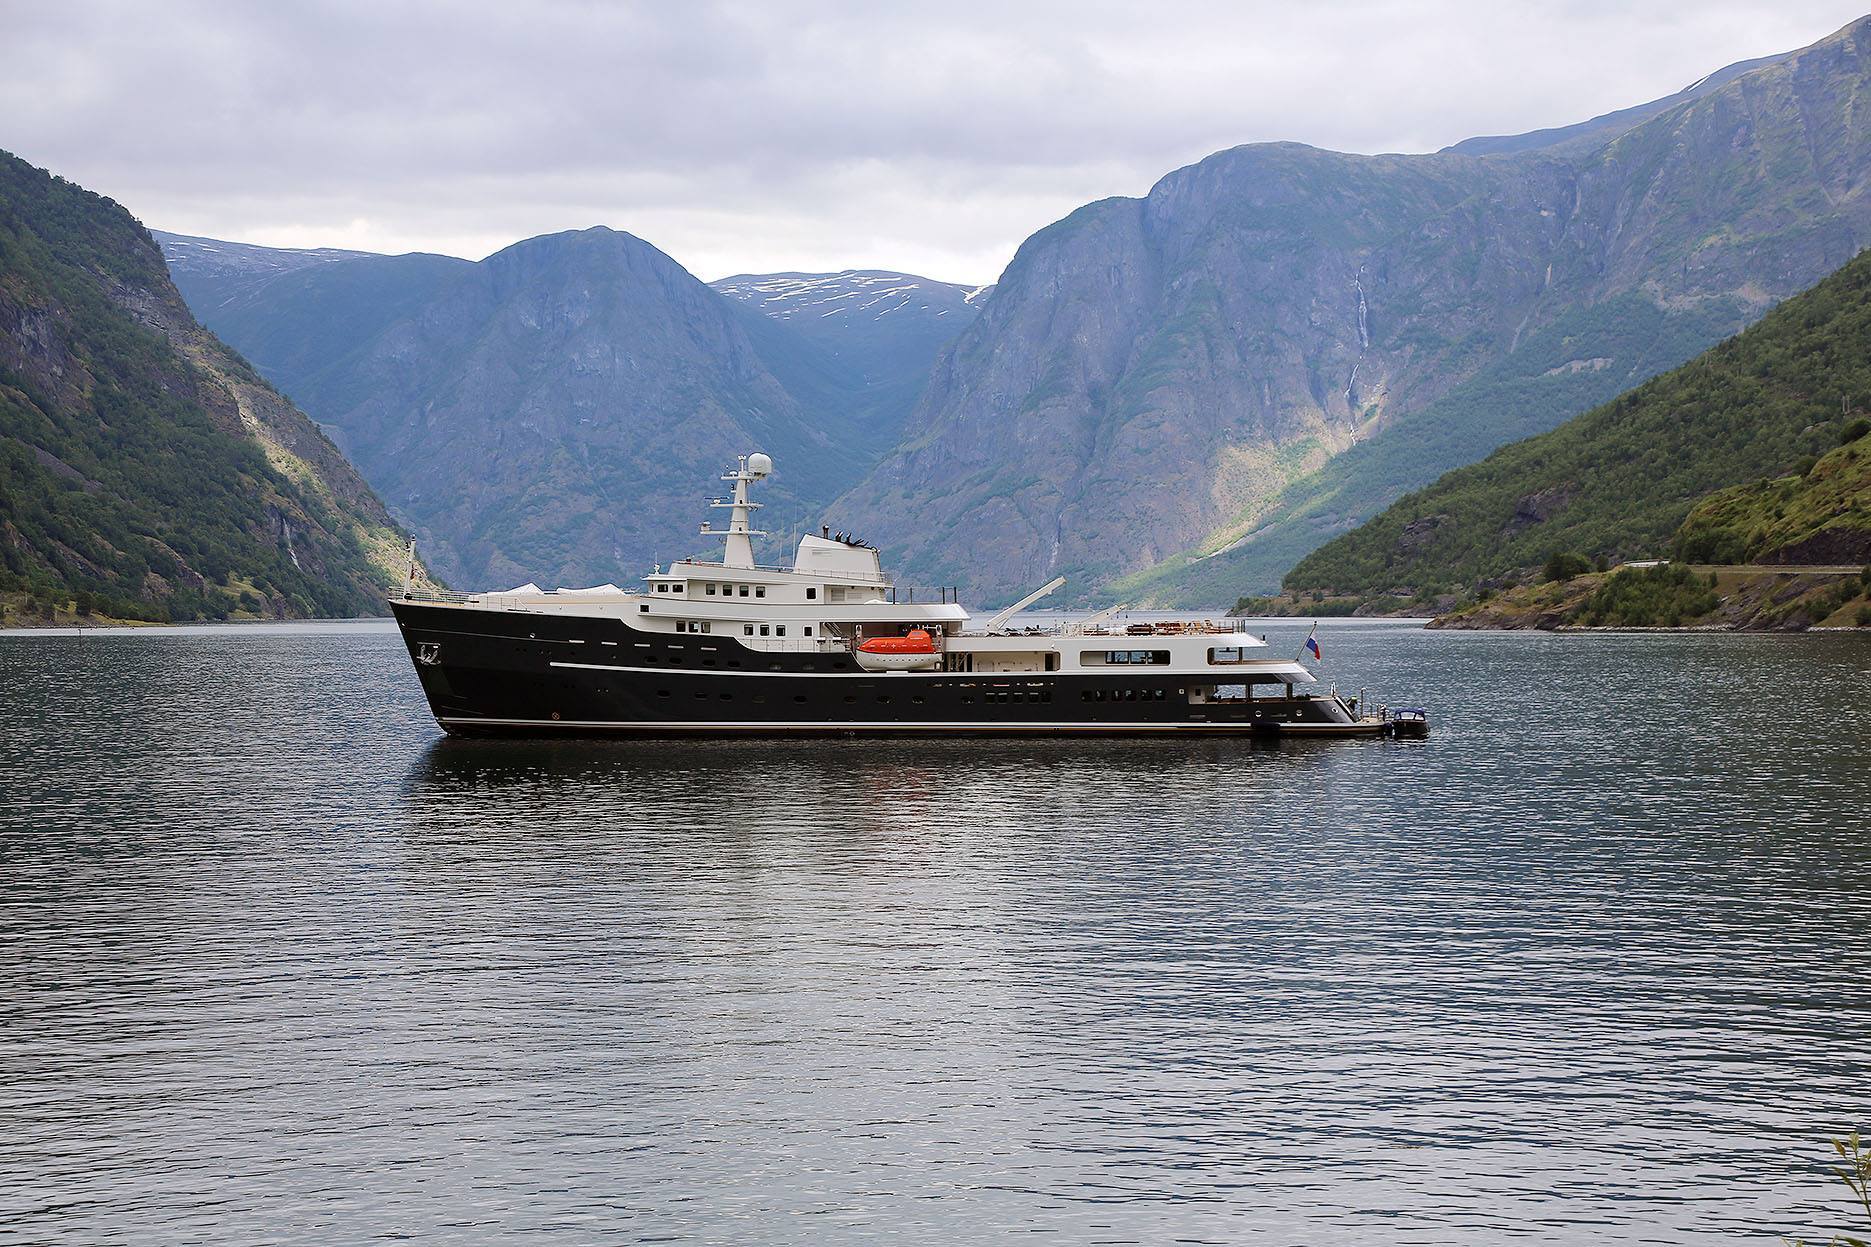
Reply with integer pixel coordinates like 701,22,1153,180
1083,649,1171,665
1209,647,1250,664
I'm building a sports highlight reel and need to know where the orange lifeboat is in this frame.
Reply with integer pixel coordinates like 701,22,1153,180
858,629,936,654
854,629,940,671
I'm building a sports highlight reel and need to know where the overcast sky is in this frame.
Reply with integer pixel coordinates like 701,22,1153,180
4,1,1866,285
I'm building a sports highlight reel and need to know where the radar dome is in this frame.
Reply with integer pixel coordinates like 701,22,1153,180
747,451,773,477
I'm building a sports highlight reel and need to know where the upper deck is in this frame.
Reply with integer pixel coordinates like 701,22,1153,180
393,451,1311,681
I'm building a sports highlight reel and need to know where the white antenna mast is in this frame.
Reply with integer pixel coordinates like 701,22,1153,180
708,452,771,568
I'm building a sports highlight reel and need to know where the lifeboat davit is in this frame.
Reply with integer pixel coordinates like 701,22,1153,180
853,629,940,672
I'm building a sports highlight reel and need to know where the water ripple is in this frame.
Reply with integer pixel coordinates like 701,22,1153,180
0,620,1867,1244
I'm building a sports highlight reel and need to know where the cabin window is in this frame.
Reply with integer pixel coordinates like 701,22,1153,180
670,584,683,593
803,626,813,637
1210,647,1252,664
775,626,786,637
755,586,765,598
760,625,770,636
706,584,717,595
639,604,649,613
655,584,667,593
806,587,818,600
738,586,749,597
744,624,754,636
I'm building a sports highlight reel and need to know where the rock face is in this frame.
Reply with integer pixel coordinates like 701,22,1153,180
827,16,1871,605
0,149,407,622
710,269,986,460
165,240,981,590
1287,241,1871,602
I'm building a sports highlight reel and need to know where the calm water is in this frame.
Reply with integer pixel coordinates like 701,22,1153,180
1,619,1868,1245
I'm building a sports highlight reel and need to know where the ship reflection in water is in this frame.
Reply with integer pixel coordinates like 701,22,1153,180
0,619,1867,1245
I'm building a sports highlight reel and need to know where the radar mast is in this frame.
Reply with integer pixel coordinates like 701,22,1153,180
708,452,770,568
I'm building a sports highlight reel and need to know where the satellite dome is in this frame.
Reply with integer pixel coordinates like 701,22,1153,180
747,451,773,477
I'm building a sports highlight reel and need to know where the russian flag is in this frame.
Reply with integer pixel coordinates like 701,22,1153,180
1305,627,1322,661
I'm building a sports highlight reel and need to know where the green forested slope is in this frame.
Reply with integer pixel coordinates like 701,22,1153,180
0,150,409,621
1284,247,1871,599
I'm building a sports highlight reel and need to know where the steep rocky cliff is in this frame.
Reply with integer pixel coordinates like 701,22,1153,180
0,149,408,622
1284,245,1871,603
827,17,1871,605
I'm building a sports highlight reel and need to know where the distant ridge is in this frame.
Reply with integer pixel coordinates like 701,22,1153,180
1442,49,1792,156
153,229,382,313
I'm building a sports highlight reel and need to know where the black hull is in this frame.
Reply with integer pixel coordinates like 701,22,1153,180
390,601,1365,737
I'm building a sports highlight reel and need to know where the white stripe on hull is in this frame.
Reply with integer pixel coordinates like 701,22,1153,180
435,716,1368,735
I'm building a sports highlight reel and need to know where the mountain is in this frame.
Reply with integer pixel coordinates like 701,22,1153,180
153,230,379,316
712,269,988,388
713,270,987,453
1284,246,1871,602
158,239,982,589
1441,51,1789,157
0,149,410,623
825,16,1871,606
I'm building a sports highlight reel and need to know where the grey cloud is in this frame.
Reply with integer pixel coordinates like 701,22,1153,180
4,0,1866,283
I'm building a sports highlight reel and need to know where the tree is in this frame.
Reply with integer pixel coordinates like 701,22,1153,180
1543,551,1593,582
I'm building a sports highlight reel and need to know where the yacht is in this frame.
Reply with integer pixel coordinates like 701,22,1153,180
391,453,1420,737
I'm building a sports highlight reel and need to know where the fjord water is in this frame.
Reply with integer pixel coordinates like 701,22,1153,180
2,620,1867,1246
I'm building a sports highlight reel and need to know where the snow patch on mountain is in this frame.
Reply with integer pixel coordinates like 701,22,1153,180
713,270,984,323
